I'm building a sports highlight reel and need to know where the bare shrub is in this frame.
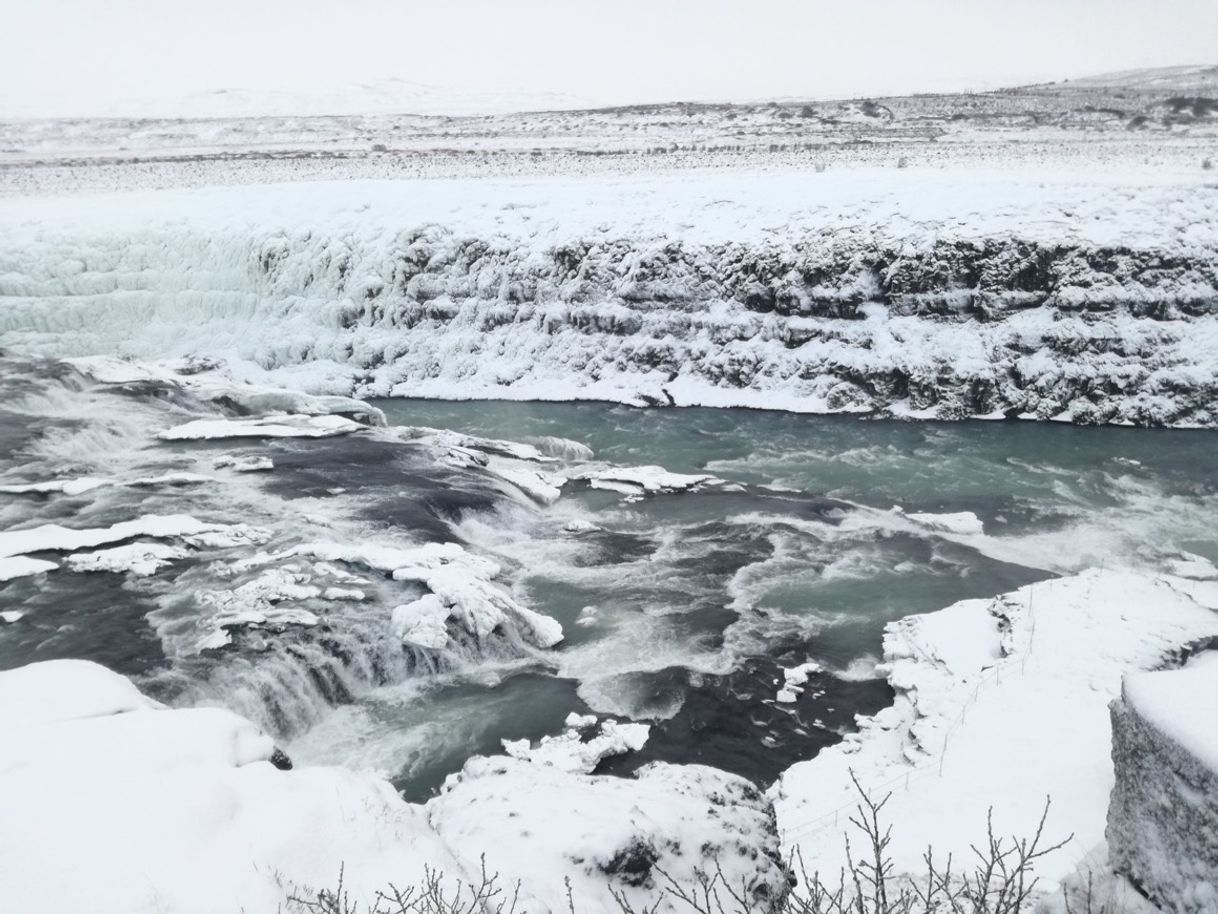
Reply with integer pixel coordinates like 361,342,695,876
289,856,520,914
614,772,1069,914
293,775,1081,914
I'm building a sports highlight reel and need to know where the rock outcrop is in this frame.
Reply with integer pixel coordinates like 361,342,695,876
1108,651,1218,913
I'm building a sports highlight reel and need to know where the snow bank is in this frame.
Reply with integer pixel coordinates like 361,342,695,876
0,659,790,914
0,660,465,914
1107,651,1218,912
770,570,1218,892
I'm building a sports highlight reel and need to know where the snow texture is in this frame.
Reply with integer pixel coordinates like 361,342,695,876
276,540,564,650
159,414,364,440
0,514,268,559
502,718,651,773
430,756,790,914
0,660,466,914
0,659,789,914
770,570,1218,893
1107,651,1218,912
2,170,1216,427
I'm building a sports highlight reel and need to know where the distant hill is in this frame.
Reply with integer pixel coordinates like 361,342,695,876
0,77,594,120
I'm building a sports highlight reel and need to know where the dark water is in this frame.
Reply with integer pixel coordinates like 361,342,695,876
3,378,1216,797
283,400,1217,794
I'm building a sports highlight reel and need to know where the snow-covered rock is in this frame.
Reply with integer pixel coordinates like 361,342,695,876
0,476,112,496
431,756,791,914
0,514,269,560
1107,651,1218,912
770,570,1218,895
64,542,189,576
503,719,651,773
905,510,985,536
3,173,1215,426
278,540,564,650
159,414,364,440
0,659,791,914
0,555,57,581
213,453,275,472
0,660,465,914
574,466,722,498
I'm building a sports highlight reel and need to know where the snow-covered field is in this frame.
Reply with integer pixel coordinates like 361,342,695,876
2,66,1218,913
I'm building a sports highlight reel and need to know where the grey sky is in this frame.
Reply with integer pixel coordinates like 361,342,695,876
3,0,1216,116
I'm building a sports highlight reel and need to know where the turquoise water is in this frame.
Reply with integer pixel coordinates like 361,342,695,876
282,401,1218,794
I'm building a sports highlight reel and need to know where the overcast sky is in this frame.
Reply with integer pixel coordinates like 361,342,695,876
3,0,1216,116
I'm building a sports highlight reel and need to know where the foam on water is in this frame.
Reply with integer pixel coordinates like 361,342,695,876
3,361,1216,795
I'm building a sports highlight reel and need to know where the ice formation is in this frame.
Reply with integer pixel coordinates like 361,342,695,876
1,172,1215,427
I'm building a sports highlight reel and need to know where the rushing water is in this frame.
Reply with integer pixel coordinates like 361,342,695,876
284,401,1218,796
3,377,1216,800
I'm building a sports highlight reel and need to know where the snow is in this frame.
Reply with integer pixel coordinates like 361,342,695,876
0,659,157,726
0,514,270,562
503,718,651,773
770,569,1218,892
485,457,566,505
0,78,593,120
391,593,452,650
213,454,274,472
0,660,467,914
0,476,112,495
777,661,823,702
193,569,327,651
0,659,788,914
158,414,364,440
2,169,1214,427
0,555,57,581
575,466,722,497
65,542,189,576
1107,650,1218,913
905,510,985,536
264,541,564,650
430,757,790,914
1122,651,1218,773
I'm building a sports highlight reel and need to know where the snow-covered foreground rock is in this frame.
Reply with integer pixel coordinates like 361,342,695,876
0,660,461,914
1,170,1216,426
770,569,1218,893
1108,651,1218,912
0,659,790,914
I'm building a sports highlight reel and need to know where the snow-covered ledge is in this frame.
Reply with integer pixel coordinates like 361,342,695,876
770,570,1218,898
0,660,790,914
1107,650,1218,913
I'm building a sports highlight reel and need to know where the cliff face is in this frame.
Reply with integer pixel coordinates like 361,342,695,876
306,230,1218,425
1108,653,1218,912
2,173,1216,427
